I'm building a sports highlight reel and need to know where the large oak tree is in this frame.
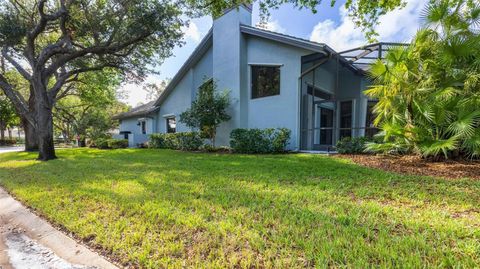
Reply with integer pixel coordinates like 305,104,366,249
0,0,183,160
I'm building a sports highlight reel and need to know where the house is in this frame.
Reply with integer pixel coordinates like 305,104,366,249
114,4,404,150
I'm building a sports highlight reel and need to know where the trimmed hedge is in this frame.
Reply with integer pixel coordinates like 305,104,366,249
149,132,203,151
336,137,374,154
230,128,291,154
0,139,17,146
93,138,128,149
108,139,129,149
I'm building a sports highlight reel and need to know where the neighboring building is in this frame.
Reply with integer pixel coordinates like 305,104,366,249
112,101,159,147
114,5,404,150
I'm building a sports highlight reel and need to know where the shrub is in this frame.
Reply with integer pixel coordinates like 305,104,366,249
164,133,180,149
176,132,203,151
93,138,109,149
92,138,128,149
230,128,291,154
107,139,129,149
0,139,17,146
269,128,291,153
149,132,203,151
148,133,168,149
336,137,368,154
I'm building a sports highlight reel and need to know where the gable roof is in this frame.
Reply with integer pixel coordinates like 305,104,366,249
149,24,368,109
240,24,331,54
112,101,158,120
153,29,213,107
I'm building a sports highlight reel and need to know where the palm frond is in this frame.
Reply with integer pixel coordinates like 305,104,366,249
419,136,459,158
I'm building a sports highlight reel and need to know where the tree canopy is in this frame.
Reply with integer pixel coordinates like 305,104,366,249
53,69,127,145
0,0,185,160
185,0,406,41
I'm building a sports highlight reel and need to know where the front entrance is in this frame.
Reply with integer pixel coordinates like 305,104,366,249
299,53,344,151
319,106,334,146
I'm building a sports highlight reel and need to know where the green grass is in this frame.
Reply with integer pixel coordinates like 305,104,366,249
0,149,479,268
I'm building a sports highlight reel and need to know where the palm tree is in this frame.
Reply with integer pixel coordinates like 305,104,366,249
365,0,480,159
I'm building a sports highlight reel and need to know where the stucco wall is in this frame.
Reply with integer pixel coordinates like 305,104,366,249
119,116,155,134
212,6,252,146
156,46,213,133
119,118,140,134
157,71,193,133
245,36,311,150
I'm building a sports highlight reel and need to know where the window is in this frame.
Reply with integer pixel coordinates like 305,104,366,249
365,100,379,137
251,65,280,99
141,121,146,134
340,101,352,139
166,117,176,133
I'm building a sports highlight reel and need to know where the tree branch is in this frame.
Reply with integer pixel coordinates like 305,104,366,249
2,48,32,80
45,31,152,77
0,74,34,126
26,0,69,65
48,63,116,101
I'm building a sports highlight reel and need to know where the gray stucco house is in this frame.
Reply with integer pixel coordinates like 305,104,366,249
114,5,402,151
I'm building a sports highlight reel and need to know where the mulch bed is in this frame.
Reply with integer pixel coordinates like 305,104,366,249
337,154,480,180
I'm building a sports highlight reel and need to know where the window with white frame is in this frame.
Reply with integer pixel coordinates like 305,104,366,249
166,117,176,133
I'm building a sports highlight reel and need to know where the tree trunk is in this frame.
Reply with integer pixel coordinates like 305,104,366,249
22,85,39,152
22,117,38,151
0,127,4,140
32,76,56,161
36,100,56,161
8,128,12,139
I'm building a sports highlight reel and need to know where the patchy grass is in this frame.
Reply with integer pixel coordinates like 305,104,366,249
0,148,479,268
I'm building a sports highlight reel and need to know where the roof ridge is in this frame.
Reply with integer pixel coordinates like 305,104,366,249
240,24,326,47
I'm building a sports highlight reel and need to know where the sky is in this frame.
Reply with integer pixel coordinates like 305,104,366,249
121,0,427,106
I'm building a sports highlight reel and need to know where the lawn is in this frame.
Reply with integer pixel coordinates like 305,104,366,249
0,149,479,268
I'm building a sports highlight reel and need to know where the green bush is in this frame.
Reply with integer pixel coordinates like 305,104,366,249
0,139,17,146
149,132,203,151
230,128,291,154
93,138,128,149
93,138,109,149
176,132,203,151
336,137,374,154
107,139,129,149
148,133,167,149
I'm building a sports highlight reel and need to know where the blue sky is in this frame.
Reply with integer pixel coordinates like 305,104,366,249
122,0,426,106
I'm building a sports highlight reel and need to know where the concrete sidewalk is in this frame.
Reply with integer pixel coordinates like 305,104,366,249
0,146,23,154
0,188,118,269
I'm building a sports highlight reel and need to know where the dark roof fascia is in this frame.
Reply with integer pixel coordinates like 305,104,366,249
112,102,160,120
240,24,329,54
153,29,213,107
240,25,363,75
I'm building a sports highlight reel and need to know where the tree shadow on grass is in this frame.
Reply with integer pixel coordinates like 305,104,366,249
1,148,479,267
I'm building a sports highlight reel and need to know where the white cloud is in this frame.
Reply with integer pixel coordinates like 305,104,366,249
310,0,427,51
119,75,166,107
182,21,201,43
256,20,287,34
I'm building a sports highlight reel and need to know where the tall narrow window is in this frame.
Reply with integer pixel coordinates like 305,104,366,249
365,100,379,137
141,121,146,134
340,101,352,139
251,65,280,99
166,117,176,133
